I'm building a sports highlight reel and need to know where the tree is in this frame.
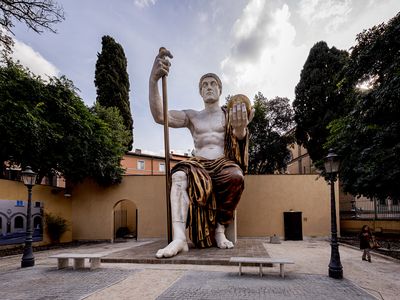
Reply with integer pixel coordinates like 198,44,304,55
94,35,133,150
0,60,126,185
0,0,64,53
247,93,294,174
326,12,400,200
293,41,349,170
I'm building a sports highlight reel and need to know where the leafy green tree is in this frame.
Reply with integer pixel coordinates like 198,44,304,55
0,0,64,54
94,35,133,150
248,93,294,174
90,103,131,152
0,60,126,185
326,12,400,200
293,41,349,170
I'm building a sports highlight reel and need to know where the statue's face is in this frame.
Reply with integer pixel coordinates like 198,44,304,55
200,77,220,103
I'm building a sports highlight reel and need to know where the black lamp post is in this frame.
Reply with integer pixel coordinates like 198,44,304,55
324,149,343,279
21,166,38,268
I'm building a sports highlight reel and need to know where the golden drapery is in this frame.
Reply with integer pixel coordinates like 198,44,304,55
171,108,248,248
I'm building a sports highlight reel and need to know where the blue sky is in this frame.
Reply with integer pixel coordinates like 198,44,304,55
9,0,400,155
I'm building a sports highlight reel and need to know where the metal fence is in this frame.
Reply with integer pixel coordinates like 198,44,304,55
340,197,400,220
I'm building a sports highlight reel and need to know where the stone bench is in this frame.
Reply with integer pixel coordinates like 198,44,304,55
49,253,104,270
230,257,294,278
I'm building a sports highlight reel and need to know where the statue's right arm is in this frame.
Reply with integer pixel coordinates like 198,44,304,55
149,49,188,128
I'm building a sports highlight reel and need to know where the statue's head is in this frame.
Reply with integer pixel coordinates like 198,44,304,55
198,73,222,96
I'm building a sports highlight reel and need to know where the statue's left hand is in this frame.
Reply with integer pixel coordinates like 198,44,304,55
229,103,255,140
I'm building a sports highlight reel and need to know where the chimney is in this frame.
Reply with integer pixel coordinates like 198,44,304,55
135,149,142,155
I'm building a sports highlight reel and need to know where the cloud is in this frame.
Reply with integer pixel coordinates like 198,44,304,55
134,0,157,8
11,39,59,78
298,0,352,33
198,12,208,23
221,1,307,101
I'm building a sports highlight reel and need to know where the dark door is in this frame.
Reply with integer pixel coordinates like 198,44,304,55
284,211,303,240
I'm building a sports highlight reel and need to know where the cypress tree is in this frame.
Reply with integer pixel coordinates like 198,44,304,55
293,41,348,169
95,35,133,150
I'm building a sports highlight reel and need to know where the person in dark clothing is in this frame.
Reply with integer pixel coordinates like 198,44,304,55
359,225,372,262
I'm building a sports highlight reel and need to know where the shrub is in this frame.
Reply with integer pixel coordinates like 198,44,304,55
45,213,69,244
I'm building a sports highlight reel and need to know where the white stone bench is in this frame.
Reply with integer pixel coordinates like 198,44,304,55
49,253,104,270
230,257,294,278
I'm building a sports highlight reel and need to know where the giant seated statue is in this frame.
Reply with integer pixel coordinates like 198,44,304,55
149,48,253,258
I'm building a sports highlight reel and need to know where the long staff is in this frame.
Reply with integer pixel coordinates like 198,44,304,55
159,47,172,243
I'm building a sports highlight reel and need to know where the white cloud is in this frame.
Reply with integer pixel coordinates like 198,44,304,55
298,0,352,33
11,39,59,78
198,12,208,23
221,2,307,101
134,0,157,8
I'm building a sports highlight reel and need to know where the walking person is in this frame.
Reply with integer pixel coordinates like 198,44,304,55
359,225,373,262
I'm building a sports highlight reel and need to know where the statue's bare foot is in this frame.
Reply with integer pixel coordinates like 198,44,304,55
215,231,234,249
156,239,189,258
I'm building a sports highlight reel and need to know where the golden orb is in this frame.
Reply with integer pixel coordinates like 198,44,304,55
227,94,251,117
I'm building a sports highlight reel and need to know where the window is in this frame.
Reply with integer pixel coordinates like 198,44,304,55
14,216,24,229
15,200,24,207
137,160,145,170
34,202,41,208
159,163,165,172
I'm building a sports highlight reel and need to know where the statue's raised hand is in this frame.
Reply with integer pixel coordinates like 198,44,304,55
229,103,255,140
150,48,173,82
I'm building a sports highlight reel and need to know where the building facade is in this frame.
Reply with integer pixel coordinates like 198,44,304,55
122,150,190,175
286,142,317,175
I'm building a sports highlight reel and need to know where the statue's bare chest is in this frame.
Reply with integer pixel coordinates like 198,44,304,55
189,110,225,136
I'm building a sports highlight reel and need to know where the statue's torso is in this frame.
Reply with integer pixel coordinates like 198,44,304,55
186,108,225,160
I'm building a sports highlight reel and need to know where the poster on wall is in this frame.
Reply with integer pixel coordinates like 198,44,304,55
0,200,44,245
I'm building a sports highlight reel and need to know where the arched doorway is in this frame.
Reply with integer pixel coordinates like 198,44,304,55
113,199,137,241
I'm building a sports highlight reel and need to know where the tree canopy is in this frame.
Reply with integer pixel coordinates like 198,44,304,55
0,60,128,186
94,35,133,150
0,0,64,53
326,12,400,200
248,93,294,174
293,41,349,170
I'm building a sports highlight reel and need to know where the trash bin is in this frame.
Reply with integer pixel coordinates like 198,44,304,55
284,211,303,240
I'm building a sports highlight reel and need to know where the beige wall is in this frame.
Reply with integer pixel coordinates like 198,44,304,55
0,179,72,245
71,176,167,241
1,174,339,246
238,175,336,237
71,174,338,241
341,219,400,234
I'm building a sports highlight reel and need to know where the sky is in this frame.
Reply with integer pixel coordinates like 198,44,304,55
8,0,400,156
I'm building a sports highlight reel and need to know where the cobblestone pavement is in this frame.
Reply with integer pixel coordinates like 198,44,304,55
0,266,137,300
0,238,398,299
157,271,375,300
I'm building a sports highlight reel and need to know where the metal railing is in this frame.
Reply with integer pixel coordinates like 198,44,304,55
340,197,400,220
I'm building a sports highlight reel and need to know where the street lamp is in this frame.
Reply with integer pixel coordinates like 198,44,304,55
21,166,38,268
324,149,343,279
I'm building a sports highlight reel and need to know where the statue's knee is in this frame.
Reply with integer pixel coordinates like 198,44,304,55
231,169,244,185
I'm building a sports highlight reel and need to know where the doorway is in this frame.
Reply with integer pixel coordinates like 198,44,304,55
113,200,137,241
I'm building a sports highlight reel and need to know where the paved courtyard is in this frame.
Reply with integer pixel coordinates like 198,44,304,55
0,238,398,299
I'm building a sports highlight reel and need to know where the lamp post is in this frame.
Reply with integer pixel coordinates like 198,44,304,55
324,149,343,279
21,166,38,268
